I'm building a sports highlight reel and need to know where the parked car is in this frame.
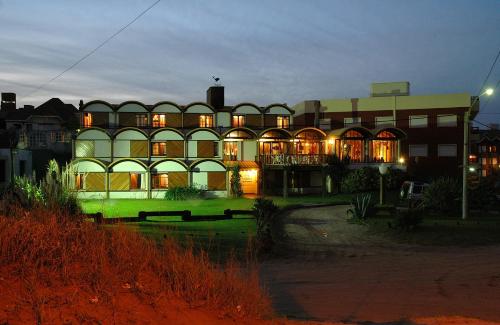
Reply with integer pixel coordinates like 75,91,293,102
400,181,429,201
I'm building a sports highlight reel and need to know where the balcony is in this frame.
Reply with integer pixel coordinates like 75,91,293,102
258,154,331,166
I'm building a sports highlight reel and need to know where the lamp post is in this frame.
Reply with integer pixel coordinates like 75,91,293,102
378,163,389,205
462,88,494,220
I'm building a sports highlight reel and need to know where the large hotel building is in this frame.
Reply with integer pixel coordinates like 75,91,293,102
71,81,478,198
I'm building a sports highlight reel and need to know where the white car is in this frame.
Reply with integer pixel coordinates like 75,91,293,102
400,181,429,201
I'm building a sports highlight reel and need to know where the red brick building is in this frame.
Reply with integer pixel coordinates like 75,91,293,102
293,82,479,179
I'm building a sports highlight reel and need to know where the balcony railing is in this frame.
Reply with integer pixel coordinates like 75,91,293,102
258,154,331,166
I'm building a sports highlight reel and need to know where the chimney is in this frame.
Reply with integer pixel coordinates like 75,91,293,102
1,93,16,112
206,86,224,110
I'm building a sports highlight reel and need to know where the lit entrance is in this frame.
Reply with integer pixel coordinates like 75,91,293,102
239,169,258,194
225,161,260,195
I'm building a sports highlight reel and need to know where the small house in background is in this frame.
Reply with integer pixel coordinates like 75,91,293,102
0,93,78,180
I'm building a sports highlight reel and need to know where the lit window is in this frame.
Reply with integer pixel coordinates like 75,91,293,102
130,173,142,190
152,114,166,127
224,141,238,160
152,174,169,189
199,115,214,127
136,114,148,127
438,144,457,157
437,115,457,127
409,115,428,128
344,117,361,127
151,142,167,156
277,116,290,128
75,174,85,190
83,112,92,127
232,115,245,127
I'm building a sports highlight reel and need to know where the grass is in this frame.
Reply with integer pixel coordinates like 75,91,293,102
80,194,354,218
122,218,256,260
367,212,500,246
81,194,354,258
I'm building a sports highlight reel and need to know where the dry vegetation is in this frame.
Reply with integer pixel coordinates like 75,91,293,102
0,205,272,324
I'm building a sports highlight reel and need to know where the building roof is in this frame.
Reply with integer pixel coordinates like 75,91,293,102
3,98,78,128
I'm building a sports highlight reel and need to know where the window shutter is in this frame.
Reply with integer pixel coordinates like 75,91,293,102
168,172,188,187
207,171,226,190
165,140,184,157
75,140,95,157
110,173,130,191
409,144,428,157
130,140,148,157
197,140,214,158
165,113,182,127
85,173,105,191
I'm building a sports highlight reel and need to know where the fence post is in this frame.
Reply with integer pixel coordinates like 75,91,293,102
95,212,103,224
138,211,146,222
224,209,233,219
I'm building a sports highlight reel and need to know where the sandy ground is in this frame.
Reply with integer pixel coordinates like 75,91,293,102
260,206,500,324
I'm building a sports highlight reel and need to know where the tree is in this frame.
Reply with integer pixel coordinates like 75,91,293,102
230,165,243,197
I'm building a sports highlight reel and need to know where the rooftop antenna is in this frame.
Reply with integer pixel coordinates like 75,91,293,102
212,76,221,86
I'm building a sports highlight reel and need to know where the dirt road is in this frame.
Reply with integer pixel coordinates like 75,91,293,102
260,206,500,324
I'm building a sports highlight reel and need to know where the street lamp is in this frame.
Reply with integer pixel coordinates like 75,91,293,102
462,87,494,219
378,163,389,205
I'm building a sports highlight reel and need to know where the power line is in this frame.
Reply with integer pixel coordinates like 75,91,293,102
475,45,500,95
20,0,162,101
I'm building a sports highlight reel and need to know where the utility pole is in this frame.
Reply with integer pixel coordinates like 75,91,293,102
462,108,469,220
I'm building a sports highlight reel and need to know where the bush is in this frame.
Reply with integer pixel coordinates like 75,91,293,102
341,167,379,193
252,199,280,253
393,208,423,231
385,168,407,190
422,177,461,215
230,165,243,197
164,185,205,200
347,193,374,222
469,177,497,210
3,160,81,218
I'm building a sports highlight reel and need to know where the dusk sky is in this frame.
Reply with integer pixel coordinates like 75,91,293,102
1,0,499,126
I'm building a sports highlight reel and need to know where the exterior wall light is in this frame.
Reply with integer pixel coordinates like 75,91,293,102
468,166,475,172
398,157,405,164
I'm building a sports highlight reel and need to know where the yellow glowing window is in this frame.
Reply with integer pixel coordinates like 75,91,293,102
277,116,289,128
130,173,142,190
152,114,166,127
232,115,245,127
75,174,84,190
83,113,92,127
199,115,214,127
151,142,167,156
152,174,168,189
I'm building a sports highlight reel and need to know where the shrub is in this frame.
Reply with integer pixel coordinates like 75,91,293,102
230,165,243,197
422,177,461,215
341,167,378,193
468,177,497,210
3,160,81,218
164,185,205,200
393,208,423,231
347,193,374,222
385,167,407,190
252,198,280,253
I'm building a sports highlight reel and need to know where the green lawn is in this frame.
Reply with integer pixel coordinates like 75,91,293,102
367,213,500,246
81,194,354,218
81,194,355,260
